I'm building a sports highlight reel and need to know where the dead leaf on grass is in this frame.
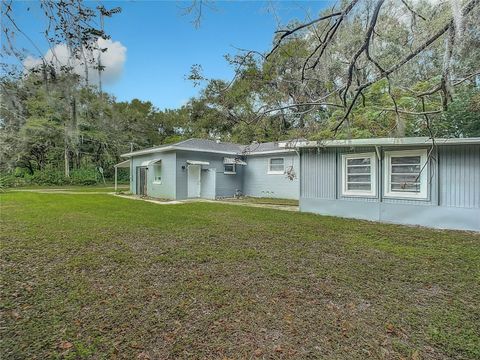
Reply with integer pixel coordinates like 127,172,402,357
58,341,73,350
137,352,150,359
411,349,421,360
129,341,144,349
10,310,21,320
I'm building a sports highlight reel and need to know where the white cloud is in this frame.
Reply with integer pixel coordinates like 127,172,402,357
23,38,126,86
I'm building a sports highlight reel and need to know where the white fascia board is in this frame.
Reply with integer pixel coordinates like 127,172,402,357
244,149,297,156
121,146,175,158
121,145,238,158
296,137,480,148
114,160,131,168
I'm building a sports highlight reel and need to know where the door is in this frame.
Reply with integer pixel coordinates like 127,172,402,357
187,165,201,198
201,168,216,199
136,166,148,195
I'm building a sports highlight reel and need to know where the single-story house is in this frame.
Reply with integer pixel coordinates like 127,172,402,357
291,137,480,232
116,136,479,232
116,138,299,200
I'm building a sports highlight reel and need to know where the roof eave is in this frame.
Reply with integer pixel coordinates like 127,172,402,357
295,137,480,148
245,149,297,155
121,145,240,158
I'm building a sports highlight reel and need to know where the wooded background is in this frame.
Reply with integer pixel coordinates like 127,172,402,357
1,0,479,186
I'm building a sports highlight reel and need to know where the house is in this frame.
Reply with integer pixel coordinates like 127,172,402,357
116,138,299,200
290,137,480,231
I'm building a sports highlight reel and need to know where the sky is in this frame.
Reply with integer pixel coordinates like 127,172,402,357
7,0,332,110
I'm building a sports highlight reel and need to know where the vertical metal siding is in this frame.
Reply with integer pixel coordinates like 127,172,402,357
300,148,336,199
439,145,480,208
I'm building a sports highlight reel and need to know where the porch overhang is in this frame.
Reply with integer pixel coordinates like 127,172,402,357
186,160,210,165
114,160,130,168
113,160,131,191
141,158,162,166
224,157,247,166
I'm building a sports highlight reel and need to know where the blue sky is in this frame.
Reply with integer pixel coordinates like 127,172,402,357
8,1,332,110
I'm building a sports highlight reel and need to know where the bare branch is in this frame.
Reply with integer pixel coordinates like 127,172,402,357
401,0,427,21
266,11,342,59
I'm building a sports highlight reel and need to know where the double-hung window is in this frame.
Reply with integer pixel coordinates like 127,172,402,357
268,158,285,174
341,153,376,196
224,163,236,174
384,149,428,199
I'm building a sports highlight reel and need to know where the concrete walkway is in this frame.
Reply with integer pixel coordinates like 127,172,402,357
12,189,298,212
113,194,298,211
112,193,183,205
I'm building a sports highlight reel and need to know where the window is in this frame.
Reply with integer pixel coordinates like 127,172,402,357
268,158,285,174
384,149,428,199
341,153,376,196
153,165,162,184
224,163,236,174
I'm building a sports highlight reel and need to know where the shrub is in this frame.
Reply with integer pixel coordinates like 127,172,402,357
70,168,99,185
31,169,68,186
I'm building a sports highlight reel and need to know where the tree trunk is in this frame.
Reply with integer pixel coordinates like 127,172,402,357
395,117,406,137
64,122,70,178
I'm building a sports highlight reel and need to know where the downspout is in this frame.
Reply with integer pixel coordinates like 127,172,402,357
375,146,383,203
296,149,301,201
436,147,440,206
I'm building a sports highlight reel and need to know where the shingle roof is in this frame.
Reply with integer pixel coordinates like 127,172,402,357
240,141,286,154
176,138,243,153
121,138,296,157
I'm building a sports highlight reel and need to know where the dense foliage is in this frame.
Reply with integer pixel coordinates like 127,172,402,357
1,0,479,186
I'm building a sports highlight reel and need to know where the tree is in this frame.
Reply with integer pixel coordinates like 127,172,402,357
195,0,479,139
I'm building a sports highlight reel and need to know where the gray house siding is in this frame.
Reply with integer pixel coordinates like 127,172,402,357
175,150,243,200
130,151,177,199
243,153,299,199
439,145,480,208
300,145,480,231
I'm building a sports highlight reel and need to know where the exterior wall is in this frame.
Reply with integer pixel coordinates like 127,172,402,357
243,153,300,199
130,151,177,199
300,145,480,231
439,145,480,208
175,150,243,200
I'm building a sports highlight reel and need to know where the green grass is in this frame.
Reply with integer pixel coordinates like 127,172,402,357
1,191,479,359
8,184,129,193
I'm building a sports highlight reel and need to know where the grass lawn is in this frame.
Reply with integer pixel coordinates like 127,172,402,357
10,183,129,193
1,191,479,359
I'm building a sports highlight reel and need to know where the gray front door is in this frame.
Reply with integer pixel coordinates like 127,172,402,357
136,166,147,195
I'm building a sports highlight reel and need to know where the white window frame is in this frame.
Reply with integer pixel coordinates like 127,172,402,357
341,153,377,197
383,149,428,199
268,157,285,175
152,164,162,184
224,163,236,175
